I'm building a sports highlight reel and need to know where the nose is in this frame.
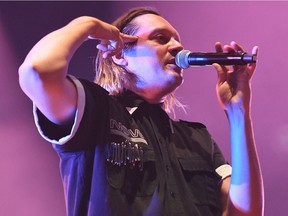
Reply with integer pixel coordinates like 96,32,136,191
168,38,183,56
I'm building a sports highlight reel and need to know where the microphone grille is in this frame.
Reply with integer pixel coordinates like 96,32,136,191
175,50,191,69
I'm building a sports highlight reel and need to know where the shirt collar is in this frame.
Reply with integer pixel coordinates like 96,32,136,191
116,89,164,108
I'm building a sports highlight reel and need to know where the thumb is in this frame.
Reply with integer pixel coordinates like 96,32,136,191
212,63,226,84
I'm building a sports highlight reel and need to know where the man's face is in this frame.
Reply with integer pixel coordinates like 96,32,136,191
123,14,184,98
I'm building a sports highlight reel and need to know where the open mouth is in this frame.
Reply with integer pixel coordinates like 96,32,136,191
167,58,176,65
165,58,183,74
168,63,182,74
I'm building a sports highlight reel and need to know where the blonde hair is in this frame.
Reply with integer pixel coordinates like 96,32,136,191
94,7,185,116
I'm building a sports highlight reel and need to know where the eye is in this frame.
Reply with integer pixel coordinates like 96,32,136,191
154,34,170,44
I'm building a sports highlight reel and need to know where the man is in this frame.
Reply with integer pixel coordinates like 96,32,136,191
18,7,264,216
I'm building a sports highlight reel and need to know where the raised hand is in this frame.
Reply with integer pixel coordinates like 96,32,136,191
96,33,138,58
212,41,258,112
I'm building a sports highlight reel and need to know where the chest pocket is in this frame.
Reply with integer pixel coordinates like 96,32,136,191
172,120,223,213
106,147,157,197
178,157,222,213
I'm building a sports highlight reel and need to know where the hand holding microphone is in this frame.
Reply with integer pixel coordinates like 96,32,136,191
175,50,257,69
211,41,258,111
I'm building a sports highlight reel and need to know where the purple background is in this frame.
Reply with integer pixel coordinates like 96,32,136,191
0,1,287,215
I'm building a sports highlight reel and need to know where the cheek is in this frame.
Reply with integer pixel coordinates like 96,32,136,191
130,44,160,61
125,46,164,71
127,57,161,72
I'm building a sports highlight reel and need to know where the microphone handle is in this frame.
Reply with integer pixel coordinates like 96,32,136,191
188,52,257,65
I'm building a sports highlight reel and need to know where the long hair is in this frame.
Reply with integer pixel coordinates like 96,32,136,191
94,7,185,116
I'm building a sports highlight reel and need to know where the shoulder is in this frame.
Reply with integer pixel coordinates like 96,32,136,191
172,119,211,139
176,119,207,129
78,78,109,95
172,119,214,152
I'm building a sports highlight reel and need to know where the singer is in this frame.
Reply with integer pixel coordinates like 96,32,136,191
18,6,264,216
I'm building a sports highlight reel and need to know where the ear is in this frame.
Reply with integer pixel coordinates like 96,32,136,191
112,53,128,66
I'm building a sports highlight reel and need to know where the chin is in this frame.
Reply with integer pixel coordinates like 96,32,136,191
168,77,183,92
174,74,184,86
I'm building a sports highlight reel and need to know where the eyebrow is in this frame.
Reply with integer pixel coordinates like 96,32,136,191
148,27,181,42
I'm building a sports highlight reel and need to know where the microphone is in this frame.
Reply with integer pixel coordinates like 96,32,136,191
175,50,257,69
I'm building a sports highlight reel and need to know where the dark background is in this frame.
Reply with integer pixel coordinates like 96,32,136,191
1,1,287,215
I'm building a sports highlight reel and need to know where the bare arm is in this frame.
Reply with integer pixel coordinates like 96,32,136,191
213,42,264,216
18,16,137,124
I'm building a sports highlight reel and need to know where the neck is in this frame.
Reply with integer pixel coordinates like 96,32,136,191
131,88,167,105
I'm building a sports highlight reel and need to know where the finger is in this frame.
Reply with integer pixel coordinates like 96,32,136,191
223,44,238,53
247,46,258,70
120,33,138,43
215,42,223,52
96,43,109,51
230,41,244,52
102,50,116,59
102,51,110,59
230,42,257,74
109,40,120,50
213,63,227,85
252,45,259,56
214,42,231,79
